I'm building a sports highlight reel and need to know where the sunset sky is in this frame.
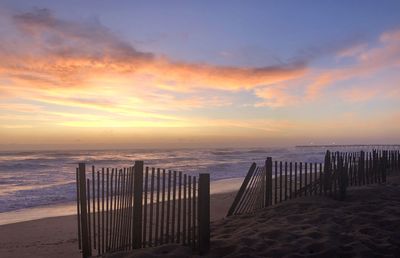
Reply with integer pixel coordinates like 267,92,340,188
1,1,400,150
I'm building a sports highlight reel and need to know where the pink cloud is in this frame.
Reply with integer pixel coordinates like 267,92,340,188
0,8,306,93
305,29,400,101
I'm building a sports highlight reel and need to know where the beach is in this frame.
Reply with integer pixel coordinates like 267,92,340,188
0,181,240,258
2,175,400,258
106,174,400,258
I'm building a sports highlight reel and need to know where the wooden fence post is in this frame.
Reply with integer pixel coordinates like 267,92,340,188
265,157,273,207
133,161,144,248
323,150,331,195
198,173,210,254
78,163,90,258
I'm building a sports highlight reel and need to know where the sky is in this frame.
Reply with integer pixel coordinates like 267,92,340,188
1,0,400,150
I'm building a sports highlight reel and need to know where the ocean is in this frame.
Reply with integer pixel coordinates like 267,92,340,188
0,146,364,223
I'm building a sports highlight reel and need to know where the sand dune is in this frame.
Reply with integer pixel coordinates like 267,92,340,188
210,178,400,257
113,175,400,258
1,176,400,258
0,190,237,258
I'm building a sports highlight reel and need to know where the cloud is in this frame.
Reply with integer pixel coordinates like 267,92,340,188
1,6,400,143
336,43,368,59
304,29,400,101
254,84,301,108
0,8,306,94
339,74,400,103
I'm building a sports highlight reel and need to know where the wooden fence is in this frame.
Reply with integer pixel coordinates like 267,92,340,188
227,150,400,216
76,161,210,258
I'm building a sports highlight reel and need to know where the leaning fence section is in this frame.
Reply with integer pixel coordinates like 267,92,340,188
76,161,210,258
227,149,400,217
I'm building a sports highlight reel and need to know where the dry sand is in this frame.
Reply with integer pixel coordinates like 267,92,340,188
111,175,400,258
2,176,400,258
0,215,81,258
0,189,238,258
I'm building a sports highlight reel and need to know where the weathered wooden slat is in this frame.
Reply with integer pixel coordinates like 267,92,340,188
142,167,149,247
192,176,197,250
182,174,187,244
106,168,109,251
304,163,308,196
108,169,114,251
160,169,166,245
109,169,116,251
299,162,303,197
97,171,101,255
284,162,288,201
166,170,171,244
235,166,257,213
319,163,323,195
188,175,192,245
279,162,283,202
124,168,132,250
117,169,125,250
122,169,130,250
118,169,127,250
177,172,182,243
101,168,105,253
111,169,120,251
308,163,313,195
92,167,96,250
274,161,278,204
242,167,260,213
76,169,81,250
125,169,133,250
237,165,259,213
171,171,177,242
314,163,318,195
129,167,135,249
149,168,155,246
227,163,256,216
87,178,92,253
155,168,161,246
265,158,272,206
237,167,259,214
289,162,293,199
260,167,267,209
294,163,297,198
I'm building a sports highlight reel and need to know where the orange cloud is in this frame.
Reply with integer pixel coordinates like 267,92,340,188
0,8,306,94
254,84,301,107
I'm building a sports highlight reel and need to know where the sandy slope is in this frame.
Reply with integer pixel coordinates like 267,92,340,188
2,176,400,258
0,215,81,258
0,191,236,258
113,175,400,258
